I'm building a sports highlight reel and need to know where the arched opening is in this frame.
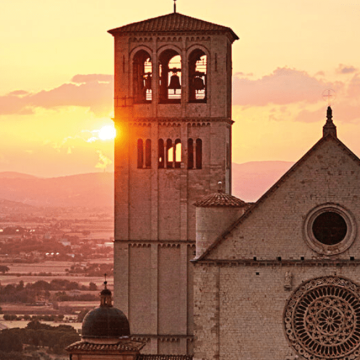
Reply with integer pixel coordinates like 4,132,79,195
188,139,194,169
133,50,152,103
175,139,181,168
158,139,164,169
166,139,173,168
145,139,151,168
196,139,202,169
189,49,207,102
137,139,144,168
159,49,182,103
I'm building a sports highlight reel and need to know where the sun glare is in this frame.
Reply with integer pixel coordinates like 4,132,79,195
98,125,116,140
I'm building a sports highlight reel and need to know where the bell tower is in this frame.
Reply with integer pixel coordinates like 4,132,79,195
108,10,238,355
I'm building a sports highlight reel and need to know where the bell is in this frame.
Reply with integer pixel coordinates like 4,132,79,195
143,73,152,90
168,74,181,93
193,76,205,91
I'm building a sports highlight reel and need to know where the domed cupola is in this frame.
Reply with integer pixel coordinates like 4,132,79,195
194,182,248,258
82,278,130,342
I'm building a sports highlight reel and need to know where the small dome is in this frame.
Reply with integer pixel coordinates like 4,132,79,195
82,280,130,339
194,191,246,208
82,306,130,339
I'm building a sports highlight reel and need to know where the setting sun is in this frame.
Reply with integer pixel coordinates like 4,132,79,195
98,125,116,141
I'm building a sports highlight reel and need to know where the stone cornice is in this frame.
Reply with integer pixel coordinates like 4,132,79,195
114,239,195,245
193,259,360,267
121,117,234,125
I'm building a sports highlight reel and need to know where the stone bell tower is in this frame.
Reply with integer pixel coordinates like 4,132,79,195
108,8,238,355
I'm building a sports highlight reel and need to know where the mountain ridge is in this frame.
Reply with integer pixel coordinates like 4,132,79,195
0,162,294,208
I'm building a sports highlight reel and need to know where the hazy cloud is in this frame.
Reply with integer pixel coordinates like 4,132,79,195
0,74,113,116
95,150,112,170
232,67,342,106
295,102,360,123
336,64,357,75
71,74,113,83
8,90,29,96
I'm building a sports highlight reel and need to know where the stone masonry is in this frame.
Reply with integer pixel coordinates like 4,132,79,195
109,11,239,355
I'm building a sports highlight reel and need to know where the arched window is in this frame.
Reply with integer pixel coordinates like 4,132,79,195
189,49,207,102
188,139,194,169
145,139,151,168
159,49,182,103
166,139,173,168
133,50,152,103
158,139,164,169
137,139,144,168
175,139,181,168
196,139,202,169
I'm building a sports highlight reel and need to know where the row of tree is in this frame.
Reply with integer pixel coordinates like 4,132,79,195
0,320,80,354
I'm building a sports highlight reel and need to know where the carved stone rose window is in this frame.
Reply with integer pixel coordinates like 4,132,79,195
304,204,356,255
284,276,360,360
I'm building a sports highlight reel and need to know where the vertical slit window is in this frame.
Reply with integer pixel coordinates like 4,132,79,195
145,139,151,168
196,139,202,169
158,139,164,169
188,139,194,169
166,139,173,168
175,139,181,168
137,139,144,169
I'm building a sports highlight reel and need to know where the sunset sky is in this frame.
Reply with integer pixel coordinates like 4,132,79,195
2,0,360,177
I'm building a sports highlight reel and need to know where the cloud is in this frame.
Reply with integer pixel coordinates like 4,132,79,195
8,90,29,96
71,74,113,83
0,74,113,116
295,102,360,124
95,150,112,170
232,67,343,106
336,64,357,75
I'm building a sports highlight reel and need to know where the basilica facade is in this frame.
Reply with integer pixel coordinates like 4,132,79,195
109,9,360,360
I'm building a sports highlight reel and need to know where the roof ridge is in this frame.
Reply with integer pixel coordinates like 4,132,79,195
194,134,360,262
108,12,239,41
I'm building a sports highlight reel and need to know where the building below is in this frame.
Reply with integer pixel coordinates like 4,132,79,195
66,282,193,360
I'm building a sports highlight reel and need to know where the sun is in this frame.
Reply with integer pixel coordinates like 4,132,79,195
98,125,116,140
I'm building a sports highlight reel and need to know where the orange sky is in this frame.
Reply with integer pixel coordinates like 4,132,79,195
2,0,360,177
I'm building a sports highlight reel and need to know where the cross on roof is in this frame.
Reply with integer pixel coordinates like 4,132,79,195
174,0,177,13
322,89,336,106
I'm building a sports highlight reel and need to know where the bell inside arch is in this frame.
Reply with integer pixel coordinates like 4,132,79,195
168,73,181,93
143,72,152,90
193,76,205,91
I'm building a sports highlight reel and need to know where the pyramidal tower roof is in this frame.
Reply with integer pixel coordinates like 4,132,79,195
194,191,246,208
108,12,239,42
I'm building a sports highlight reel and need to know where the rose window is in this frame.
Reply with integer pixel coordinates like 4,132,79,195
284,277,360,360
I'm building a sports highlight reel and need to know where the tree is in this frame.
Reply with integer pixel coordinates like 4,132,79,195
0,265,10,274
0,330,22,352
89,282,97,291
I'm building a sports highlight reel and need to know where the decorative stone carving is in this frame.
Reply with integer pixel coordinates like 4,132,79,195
284,276,360,360
284,271,292,291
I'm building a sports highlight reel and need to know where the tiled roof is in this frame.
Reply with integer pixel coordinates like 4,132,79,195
66,339,145,353
108,12,238,41
194,192,246,208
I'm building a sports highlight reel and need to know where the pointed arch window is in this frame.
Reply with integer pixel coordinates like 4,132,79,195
189,49,207,102
133,50,152,103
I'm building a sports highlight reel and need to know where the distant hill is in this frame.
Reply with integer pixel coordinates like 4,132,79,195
0,172,38,179
232,161,294,202
0,162,294,208
0,172,113,207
